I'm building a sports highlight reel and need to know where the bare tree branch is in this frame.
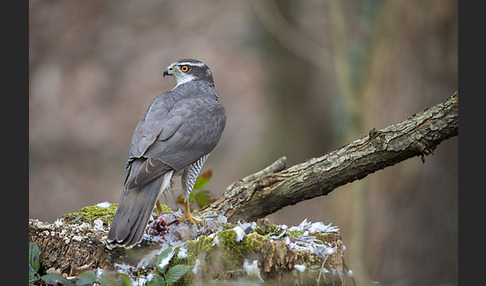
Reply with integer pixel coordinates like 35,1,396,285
201,92,458,222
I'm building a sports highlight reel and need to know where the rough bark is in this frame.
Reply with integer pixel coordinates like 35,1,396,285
29,219,125,275
200,92,458,222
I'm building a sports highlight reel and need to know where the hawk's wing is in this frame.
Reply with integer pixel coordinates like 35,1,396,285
125,92,226,189
127,92,174,161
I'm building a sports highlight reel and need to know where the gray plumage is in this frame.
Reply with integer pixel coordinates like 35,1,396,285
107,59,226,248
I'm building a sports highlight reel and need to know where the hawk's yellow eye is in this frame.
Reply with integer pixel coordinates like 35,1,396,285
181,65,189,72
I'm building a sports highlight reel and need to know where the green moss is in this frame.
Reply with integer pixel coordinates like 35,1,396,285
159,220,335,284
310,232,330,243
252,219,279,236
287,229,306,236
173,222,332,269
170,228,271,284
156,204,172,213
170,235,215,285
63,203,118,224
174,235,215,266
220,223,235,230
211,230,268,270
61,203,178,225
300,251,312,266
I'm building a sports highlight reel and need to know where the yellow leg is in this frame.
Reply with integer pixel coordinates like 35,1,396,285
178,200,202,224
156,200,164,216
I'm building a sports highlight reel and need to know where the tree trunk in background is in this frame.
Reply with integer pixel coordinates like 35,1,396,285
255,0,333,165
358,2,458,284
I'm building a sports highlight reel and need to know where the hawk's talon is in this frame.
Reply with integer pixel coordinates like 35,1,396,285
171,200,203,225
177,211,203,224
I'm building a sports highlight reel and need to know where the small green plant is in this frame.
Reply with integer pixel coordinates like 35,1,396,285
29,242,77,285
176,168,219,209
29,242,130,286
29,242,40,284
147,246,192,286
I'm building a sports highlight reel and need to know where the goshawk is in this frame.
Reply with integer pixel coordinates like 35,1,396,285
107,59,226,248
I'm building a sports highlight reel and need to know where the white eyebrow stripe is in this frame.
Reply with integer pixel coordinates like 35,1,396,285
175,61,206,67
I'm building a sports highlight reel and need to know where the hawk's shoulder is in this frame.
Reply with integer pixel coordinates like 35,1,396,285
126,83,225,170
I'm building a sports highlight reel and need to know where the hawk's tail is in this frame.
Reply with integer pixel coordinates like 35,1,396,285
107,171,173,248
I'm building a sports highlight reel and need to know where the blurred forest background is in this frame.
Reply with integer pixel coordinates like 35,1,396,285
29,0,457,285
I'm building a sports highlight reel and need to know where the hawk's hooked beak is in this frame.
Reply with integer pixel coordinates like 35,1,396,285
163,65,174,77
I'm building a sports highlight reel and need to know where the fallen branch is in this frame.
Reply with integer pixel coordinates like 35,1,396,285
201,92,458,222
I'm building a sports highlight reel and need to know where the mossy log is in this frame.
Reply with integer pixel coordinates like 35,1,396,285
29,210,348,285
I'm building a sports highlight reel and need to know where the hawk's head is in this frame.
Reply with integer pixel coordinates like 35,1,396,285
163,59,213,87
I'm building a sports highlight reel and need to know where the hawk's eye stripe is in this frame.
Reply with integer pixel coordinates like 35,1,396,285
176,61,206,67
181,65,189,72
